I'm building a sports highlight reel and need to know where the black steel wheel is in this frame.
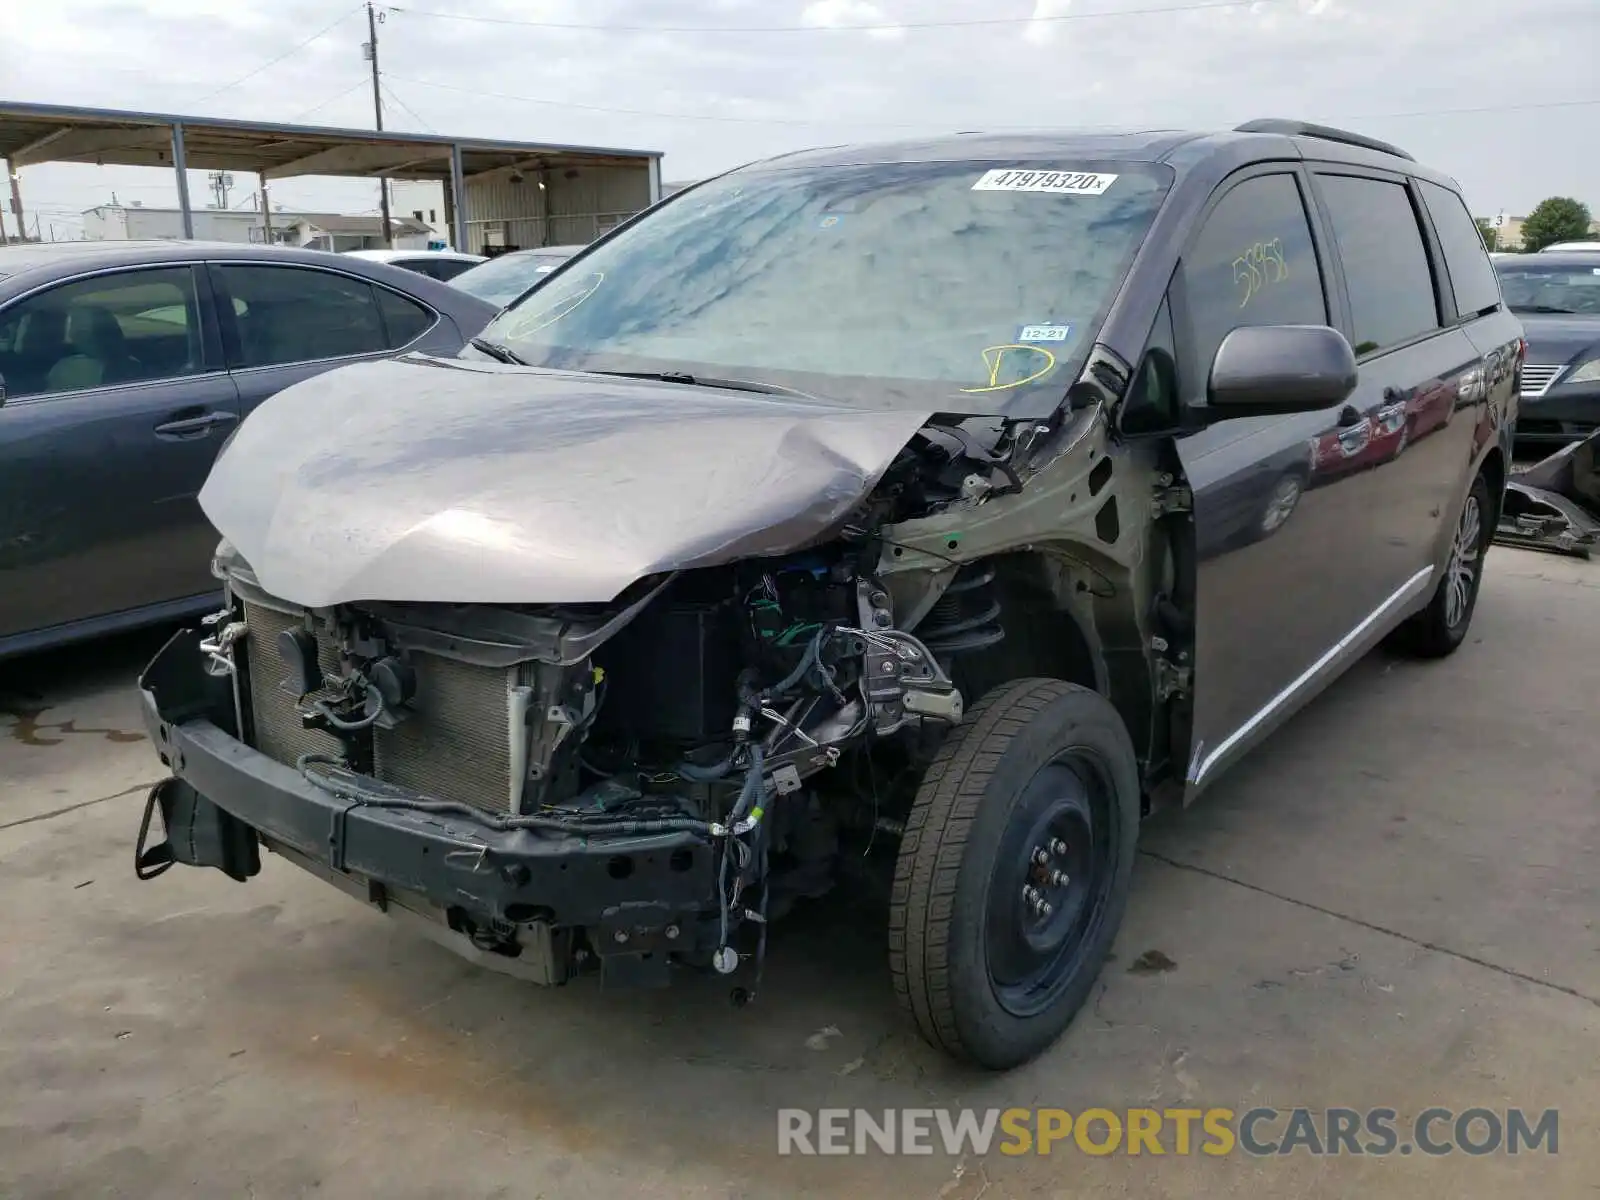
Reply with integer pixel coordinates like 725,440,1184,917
890,678,1140,1070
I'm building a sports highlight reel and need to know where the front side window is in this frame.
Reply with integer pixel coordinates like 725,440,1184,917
1417,180,1502,318
480,160,1174,414
217,265,386,368
1179,172,1328,376
0,266,204,399
1315,174,1439,355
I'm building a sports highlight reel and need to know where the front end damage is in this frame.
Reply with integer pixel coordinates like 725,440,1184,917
1494,429,1600,557
137,356,1174,995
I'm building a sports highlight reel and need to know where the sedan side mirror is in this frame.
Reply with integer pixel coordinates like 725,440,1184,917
1204,324,1358,420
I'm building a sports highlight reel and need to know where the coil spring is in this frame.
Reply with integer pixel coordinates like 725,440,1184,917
919,562,1004,656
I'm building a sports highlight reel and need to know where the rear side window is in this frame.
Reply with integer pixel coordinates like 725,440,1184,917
0,266,204,398
376,288,434,347
1315,174,1439,355
217,265,387,368
1417,180,1502,318
1180,172,1328,374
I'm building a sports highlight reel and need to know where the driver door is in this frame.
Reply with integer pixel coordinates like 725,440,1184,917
1168,167,1400,794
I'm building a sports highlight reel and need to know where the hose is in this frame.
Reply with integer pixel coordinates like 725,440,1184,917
311,684,386,731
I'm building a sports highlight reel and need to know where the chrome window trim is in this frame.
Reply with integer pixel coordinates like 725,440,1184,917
208,259,443,366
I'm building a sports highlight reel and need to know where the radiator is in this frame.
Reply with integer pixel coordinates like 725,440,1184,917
241,600,522,814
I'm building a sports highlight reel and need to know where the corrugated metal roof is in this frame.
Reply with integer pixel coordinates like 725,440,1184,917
0,100,661,181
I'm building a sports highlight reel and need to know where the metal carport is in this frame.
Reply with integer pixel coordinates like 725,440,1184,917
0,100,662,252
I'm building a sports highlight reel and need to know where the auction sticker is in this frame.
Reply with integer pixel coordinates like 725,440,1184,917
1017,323,1071,343
972,169,1118,195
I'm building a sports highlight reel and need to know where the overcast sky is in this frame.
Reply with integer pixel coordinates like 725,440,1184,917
3,0,1597,238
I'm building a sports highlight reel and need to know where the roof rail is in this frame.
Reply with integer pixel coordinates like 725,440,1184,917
1233,119,1416,163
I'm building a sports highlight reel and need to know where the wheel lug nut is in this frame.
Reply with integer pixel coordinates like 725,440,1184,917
1049,838,1068,856
1035,900,1053,918
1031,847,1051,866
1049,869,1069,887
1022,884,1041,904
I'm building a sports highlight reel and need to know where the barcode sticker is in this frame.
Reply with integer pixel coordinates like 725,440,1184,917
972,169,1119,195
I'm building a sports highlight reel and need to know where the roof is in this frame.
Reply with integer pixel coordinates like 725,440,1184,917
736,122,1438,177
290,213,431,237
0,239,501,313
0,100,660,183
344,249,486,263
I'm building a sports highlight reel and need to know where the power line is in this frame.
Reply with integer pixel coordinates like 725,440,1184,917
384,73,934,128
384,72,1600,132
388,0,1288,34
191,3,366,104
291,78,371,122
381,82,436,132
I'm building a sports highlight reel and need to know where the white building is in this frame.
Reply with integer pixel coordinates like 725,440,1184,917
81,202,297,243
81,202,432,250
390,180,450,248
284,213,432,252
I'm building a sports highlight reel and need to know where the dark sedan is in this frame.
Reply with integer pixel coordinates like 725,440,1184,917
1495,252,1600,447
0,239,498,660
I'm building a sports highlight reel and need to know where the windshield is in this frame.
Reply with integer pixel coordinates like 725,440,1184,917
453,250,580,307
478,159,1173,414
1493,260,1600,315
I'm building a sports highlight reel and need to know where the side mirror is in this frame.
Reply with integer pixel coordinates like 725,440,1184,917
1204,324,1357,420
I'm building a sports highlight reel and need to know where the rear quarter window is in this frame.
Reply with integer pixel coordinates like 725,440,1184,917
1417,180,1502,318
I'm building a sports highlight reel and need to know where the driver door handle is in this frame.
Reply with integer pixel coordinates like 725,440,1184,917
154,411,238,439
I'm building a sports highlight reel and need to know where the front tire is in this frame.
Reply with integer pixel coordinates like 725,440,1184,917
889,678,1140,1070
1388,470,1492,659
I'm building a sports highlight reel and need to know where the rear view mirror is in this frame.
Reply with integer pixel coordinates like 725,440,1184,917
1205,324,1357,420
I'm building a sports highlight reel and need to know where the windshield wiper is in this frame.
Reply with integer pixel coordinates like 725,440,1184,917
1509,304,1579,314
589,369,823,400
469,337,527,364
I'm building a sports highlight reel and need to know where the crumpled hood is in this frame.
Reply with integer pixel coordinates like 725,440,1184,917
199,355,934,607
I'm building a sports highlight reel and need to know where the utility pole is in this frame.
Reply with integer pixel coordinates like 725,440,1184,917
5,160,24,244
365,1,394,248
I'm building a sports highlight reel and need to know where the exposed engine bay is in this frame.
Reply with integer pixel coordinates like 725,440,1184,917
187,412,1085,996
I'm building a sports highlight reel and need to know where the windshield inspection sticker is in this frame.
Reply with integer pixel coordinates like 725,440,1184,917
1017,323,1071,344
972,169,1119,195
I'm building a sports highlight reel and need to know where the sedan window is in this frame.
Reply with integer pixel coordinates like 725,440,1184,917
0,266,205,399
216,265,387,368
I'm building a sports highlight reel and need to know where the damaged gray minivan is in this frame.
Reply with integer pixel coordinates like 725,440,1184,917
135,120,1520,1069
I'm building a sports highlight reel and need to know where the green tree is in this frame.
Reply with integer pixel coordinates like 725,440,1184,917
1474,217,1499,252
1519,196,1592,252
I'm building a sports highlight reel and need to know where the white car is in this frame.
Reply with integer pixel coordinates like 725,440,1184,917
342,248,487,282
1537,241,1600,254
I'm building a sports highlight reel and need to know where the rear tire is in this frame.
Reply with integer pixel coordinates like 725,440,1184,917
1388,471,1491,659
888,678,1140,1070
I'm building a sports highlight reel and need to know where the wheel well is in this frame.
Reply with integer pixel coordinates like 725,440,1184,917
1479,446,1506,525
943,552,1102,705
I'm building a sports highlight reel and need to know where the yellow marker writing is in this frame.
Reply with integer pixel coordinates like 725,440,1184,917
960,343,1057,394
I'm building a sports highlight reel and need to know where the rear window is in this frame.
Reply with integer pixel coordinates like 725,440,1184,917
1417,181,1502,318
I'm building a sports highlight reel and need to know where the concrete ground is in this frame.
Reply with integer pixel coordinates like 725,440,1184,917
1,548,1595,1199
